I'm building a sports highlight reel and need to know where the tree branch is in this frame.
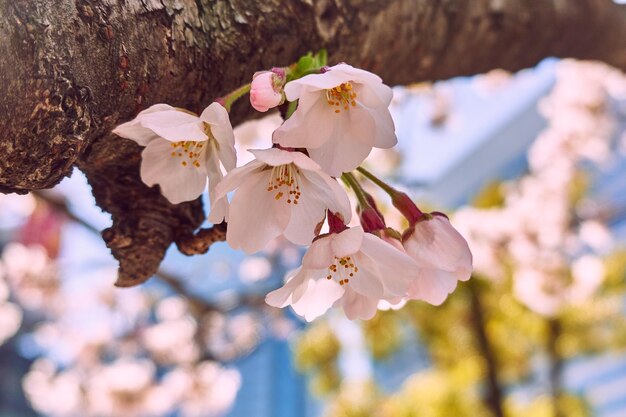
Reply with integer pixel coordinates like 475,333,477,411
468,280,505,417
2,0,626,283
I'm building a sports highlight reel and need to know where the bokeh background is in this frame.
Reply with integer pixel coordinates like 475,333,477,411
1,58,626,417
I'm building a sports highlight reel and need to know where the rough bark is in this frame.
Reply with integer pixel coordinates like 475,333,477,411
1,0,625,284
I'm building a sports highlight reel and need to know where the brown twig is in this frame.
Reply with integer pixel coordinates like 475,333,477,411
547,318,564,417
468,280,506,417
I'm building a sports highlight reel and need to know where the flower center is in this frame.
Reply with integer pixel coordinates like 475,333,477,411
326,82,357,114
326,256,359,285
266,164,301,204
169,141,205,168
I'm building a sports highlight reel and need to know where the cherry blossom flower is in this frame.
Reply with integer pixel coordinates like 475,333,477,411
213,148,351,253
266,226,417,321
273,64,396,176
113,103,236,215
250,70,284,112
403,214,473,305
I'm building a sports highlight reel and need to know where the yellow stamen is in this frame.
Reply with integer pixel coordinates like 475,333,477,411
326,82,358,115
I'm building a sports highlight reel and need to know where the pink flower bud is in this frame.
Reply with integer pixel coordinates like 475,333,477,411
250,71,284,112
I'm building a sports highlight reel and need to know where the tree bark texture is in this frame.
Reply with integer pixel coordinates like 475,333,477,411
1,0,625,285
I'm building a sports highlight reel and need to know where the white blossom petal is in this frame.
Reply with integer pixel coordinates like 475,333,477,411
283,170,351,246
140,139,208,204
330,63,384,85
200,103,237,170
302,236,335,269
265,268,309,308
299,169,352,222
140,110,208,142
272,97,334,149
291,278,345,322
213,159,266,201
360,233,416,297
205,146,229,224
283,176,331,245
225,171,291,253
404,216,473,279
284,71,353,98
407,268,459,306
341,287,379,320
112,104,175,146
308,139,371,177
357,82,393,108
249,148,297,166
347,253,385,299
330,227,364,258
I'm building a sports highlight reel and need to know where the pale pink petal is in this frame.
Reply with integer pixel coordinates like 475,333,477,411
307,116,374,176
226,172,291,253
140,138,207,204
330,227,364,258
140,110,207,142
369,107,397,149
359,234,415,297
200,103,237,170
290,151,325,172
272,97,334,149
291,278,345,322
404,217,473,279
112,104,175,146
217,140,237,172
205,147,229,224
248,148,297,167
283,175,331,246
302,236,335,269
265,268,309,308
299,169,352,223
407,268,459,306
349,252,384,298
356,82,393,108
213,159,266,201
283,170,351,246
113,122,159,147
341,287,379,320
330,64,384,86
283,70,352,99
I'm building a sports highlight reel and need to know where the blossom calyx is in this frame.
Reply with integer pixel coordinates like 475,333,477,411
358,206,386,233
392,191,425,225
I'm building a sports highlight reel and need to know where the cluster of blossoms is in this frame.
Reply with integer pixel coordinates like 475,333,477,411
454,60,626,316
114,54,473,321
1,243,250,417
0,192,260,417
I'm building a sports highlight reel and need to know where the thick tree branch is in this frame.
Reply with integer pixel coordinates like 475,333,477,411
1,0,625,283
